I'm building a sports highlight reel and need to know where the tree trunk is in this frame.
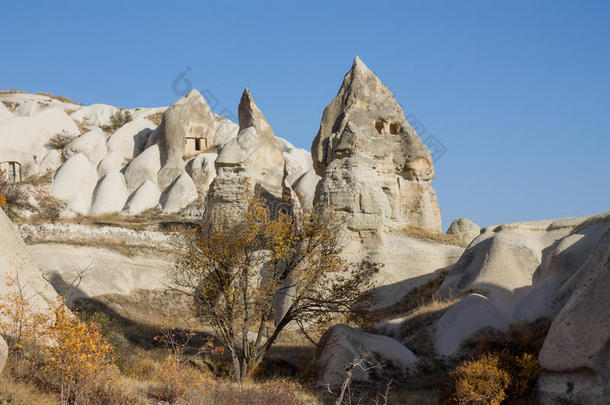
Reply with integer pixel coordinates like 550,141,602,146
231,351,241,382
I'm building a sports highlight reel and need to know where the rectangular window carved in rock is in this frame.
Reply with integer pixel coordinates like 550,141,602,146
390,122,399,134
375,120,385,134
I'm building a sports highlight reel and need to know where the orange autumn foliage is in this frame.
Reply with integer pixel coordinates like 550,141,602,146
0,275,135,404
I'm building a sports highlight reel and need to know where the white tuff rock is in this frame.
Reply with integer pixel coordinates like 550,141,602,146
160,172,198,214
316,324,417,387
89,170,129,216
123,180,161,215
50,153,98,216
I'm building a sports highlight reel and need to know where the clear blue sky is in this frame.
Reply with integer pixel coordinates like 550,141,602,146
2,0,608,229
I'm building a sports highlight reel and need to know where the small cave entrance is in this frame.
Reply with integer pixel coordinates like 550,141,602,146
375,120,385,134
389,122,399,134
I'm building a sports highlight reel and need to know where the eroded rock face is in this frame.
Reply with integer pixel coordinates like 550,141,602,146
185,152,217,194
312,57,441,232
306,58,456,309
157,89,237,190
316,324,417,387
0,208,57,314
433,210,610,401
537,222,610,405
292,169,320,211
205,89,286,217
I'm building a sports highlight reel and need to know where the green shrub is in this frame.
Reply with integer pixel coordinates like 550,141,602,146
105,109,133,132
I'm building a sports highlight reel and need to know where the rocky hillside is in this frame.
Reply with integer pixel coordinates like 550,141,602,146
0,58,608,404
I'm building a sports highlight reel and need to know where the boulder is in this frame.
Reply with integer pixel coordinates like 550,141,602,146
63,128,108,168
439,214,604,321
435,212,610,361
106,117,156,162
123,144,161,193
0,207,57,314
50,153,98,216
89,170,128,216
39,149,63,174
157,89,237,190
160,172,198,214
316,324,417,387
97,150,125,178
185,152,217,194
433,294,509,356
446,218,480,245
312,57,441,232
291,169,320,211
70,104,119,127
537,223,610,405
205,89,286,217
123,180,161,216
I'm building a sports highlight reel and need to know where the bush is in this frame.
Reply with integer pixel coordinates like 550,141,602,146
0,276,136,404
104,109,133,132
447,353,510,405
447,319,551,404
48,131,76,150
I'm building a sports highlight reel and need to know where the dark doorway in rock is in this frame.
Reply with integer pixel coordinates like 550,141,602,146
375,120,385,134
1,161,21,183
195,138,201,151
389,122,399,134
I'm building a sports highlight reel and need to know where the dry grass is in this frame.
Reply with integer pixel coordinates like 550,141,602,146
401,225,468,247
402,296,460,332
0,374,60,405
373,268,451,321
2,100,19,112
36,91,82,105
74,118,91,135
146,111,163,125
0,89,26,95
185,379,321,405
399,296,460,357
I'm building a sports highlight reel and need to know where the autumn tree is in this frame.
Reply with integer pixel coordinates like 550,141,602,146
171,192,379,381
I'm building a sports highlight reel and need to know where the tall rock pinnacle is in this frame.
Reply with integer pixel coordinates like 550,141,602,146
312,57,441,232
205,89,286,216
